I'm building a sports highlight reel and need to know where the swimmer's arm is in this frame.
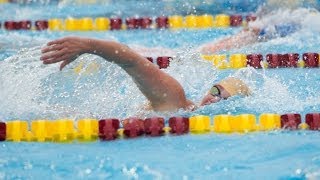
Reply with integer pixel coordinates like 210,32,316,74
41,37,193,111
200,28,260,54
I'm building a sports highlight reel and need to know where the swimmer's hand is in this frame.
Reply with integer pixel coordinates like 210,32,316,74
41,37,90,70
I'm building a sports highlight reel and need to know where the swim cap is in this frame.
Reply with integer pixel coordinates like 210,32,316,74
217,77,250,96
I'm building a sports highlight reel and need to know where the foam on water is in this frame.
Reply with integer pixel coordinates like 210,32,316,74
0,48,144,120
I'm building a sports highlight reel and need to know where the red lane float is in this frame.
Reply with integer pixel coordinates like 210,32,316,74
110,18,122,30
98,119,120,140
4,21,19,30
281,53,299,67
306,113,320,130
144,117,165,136
35,20,48,30
266,54,282,68
125,17,139,29
247,54,263,68
123,118,145,138
230,14,243,26
303,53,319,68
156,16,168,29
281,114,301,130
157,56,171,69
0,122,6,141
139,17,152,29
168,117,189,135
124,17,153,29
19,20,32,30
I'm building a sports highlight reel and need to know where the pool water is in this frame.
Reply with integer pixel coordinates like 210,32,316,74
1,1,320,179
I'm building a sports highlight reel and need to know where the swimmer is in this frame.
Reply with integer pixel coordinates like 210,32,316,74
200,0,319,54
40,36,250,112
132,1,319,56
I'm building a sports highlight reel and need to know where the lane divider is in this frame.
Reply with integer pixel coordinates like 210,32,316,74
0,14,256,31
201,52,319,69
71,52,319,75
0,113,319,142
147,52,318,69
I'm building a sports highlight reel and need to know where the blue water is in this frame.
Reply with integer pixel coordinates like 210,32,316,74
1,1,320,179
2,132,320,179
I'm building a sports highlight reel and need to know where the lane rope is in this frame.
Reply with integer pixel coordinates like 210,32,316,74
0,14,256,31
71,53,319,75
0,113,318,142
200,53,319,69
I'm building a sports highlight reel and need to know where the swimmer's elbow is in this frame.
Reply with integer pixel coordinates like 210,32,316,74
150,90,191,112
